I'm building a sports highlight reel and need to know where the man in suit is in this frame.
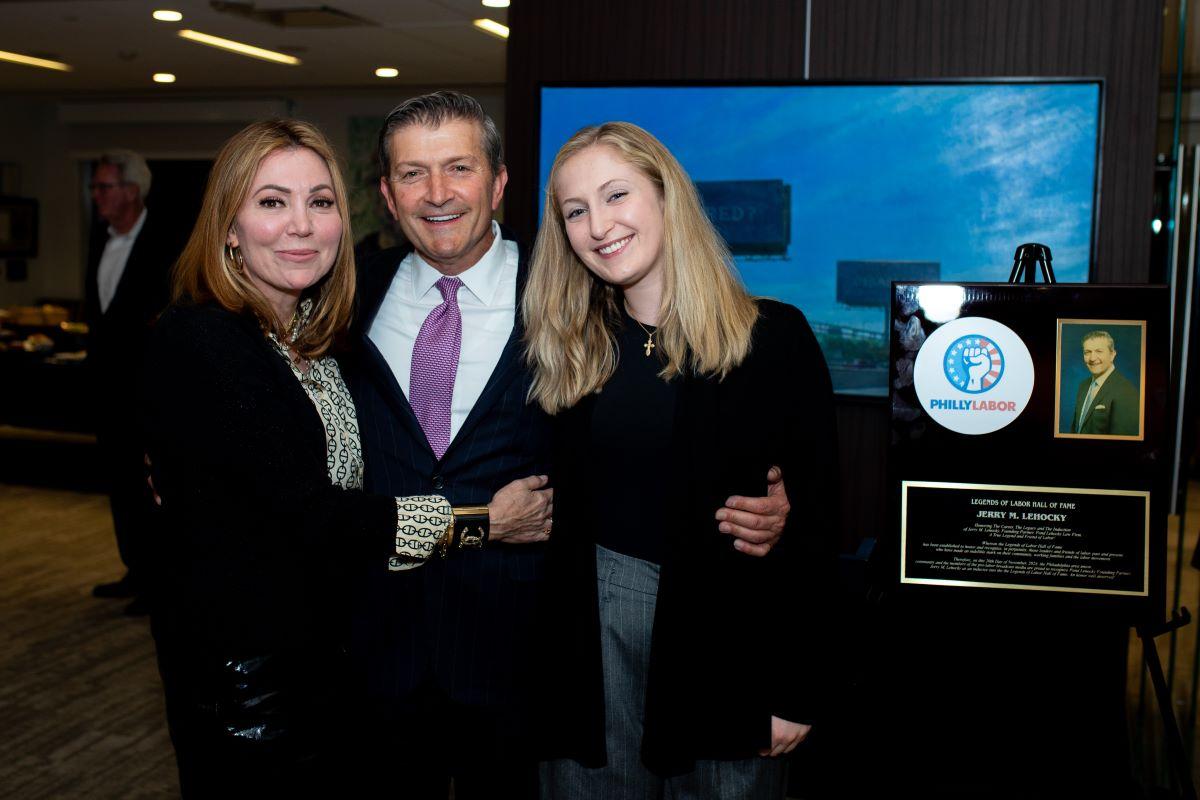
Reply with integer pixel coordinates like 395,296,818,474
1070,330,1140,436
86,150,184,615
346,91,792,798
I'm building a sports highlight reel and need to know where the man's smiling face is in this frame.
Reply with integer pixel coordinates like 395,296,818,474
1081,335,1116,377
378,118,507,276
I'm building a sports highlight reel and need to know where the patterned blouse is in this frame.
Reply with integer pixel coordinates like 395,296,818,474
268,300,449,571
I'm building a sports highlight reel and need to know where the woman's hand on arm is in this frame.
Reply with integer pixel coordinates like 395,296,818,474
715,466,790,556
759,716,811,758
489,475,554,544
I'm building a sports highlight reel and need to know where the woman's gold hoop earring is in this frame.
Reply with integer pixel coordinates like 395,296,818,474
224,243,244,273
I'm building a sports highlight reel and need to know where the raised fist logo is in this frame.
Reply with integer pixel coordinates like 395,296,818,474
944,335,1004,393
963,346,992,391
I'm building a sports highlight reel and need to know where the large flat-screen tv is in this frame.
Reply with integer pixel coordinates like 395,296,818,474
537,81,1103,396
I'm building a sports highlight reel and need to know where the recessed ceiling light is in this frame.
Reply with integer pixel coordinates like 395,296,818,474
473,18,510,39
0,49,72,72
375,67,399,78
177,29,301,65
152,10,183,22
153,72,176,83
482,0,511,7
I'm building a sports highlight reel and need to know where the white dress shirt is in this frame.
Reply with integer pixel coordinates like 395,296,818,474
368,220,518,444
96,207,147,314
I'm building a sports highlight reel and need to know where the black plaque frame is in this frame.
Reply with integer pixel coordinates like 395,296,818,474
889,283,1169,619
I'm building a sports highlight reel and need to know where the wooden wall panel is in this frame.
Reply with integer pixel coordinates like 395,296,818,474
505,0,808,239
505,0,1162,551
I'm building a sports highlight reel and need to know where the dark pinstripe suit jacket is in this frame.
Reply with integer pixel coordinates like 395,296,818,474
343,227,552,721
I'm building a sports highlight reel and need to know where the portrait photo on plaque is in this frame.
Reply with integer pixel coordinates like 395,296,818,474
1054,319,1146,440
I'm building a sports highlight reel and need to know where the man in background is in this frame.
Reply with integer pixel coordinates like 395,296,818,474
86,150,184,615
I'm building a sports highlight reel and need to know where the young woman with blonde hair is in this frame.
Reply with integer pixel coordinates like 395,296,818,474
525,122,839,798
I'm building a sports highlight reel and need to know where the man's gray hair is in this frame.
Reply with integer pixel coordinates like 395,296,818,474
98,149,152,198
1081,330,1115,350
1080,328,1113,350
377,91,503,179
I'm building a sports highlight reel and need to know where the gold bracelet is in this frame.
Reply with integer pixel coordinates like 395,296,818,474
451,505,490,550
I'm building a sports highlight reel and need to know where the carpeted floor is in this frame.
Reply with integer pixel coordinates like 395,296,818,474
0,483,178,798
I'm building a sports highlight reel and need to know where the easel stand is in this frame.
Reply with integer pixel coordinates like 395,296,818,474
1009,242,1057,284
1139,609,1197,800
1008,243,1193,797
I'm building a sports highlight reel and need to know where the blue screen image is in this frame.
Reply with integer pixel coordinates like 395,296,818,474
538,84,1101,395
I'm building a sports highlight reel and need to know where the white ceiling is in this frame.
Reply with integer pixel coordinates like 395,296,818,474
0,0,508,92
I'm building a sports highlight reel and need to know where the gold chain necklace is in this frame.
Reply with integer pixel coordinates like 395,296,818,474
623,300,659,357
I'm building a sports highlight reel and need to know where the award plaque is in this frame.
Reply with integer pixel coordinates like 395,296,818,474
889,283,1168,614
901,481,1149,595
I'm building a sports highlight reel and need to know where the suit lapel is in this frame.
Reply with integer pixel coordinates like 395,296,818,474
360,333,434,459
1080,389,1097,430
1081,374,1116,429
354,244,436,459
1075,380,1093,431
441,232,529,463
1079,372,1121,431
443,326,522,461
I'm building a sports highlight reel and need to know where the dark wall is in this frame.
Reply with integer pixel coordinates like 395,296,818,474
505,0,1163,550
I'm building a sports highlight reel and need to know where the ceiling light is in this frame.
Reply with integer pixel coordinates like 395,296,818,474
153,72,176,83
482,0,511,7
152,9,183,22
177,29,301,65
473,18,510,39
374,67,399,78
0,49,71,72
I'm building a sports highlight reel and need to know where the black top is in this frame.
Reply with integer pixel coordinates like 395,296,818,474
143,302,397,666
539,299,840,774
587,305,677,565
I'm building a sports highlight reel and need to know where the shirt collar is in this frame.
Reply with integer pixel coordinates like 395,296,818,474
108,207,147,241
410,220,505,306
1093,365,1115,387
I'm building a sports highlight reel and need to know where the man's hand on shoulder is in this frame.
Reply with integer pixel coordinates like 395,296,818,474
715,466,790,557
489,475,553,544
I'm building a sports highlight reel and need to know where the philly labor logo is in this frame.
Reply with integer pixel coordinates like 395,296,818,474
943,335,1004,393
913,316,1033,435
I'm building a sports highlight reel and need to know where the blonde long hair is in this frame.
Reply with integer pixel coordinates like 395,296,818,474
523,122,759,414
171,119,356,359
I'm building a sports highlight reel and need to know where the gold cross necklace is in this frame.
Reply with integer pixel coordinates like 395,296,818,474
629,314,657,357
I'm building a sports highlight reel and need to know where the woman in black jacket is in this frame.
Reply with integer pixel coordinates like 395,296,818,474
144,119,550,797
523,122,839,798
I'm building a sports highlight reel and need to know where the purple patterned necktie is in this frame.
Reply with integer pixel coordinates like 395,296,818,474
409,276,463,460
